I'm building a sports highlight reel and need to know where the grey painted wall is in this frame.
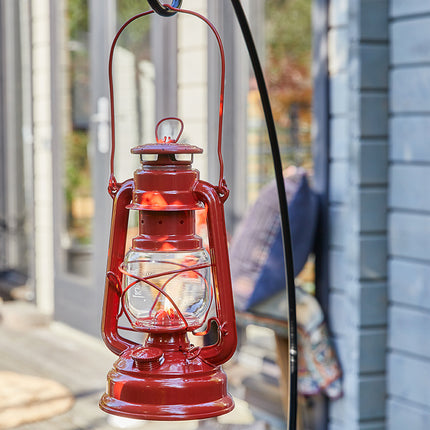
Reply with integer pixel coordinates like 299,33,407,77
388,1,430,428
327,0,388,429
327,0,430,429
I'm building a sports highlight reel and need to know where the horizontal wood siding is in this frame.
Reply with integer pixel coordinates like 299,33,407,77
327,0,388,428
388,3,430,429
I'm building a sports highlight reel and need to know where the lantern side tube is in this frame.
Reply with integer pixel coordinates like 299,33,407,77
193,181,237,366
102,180,139,356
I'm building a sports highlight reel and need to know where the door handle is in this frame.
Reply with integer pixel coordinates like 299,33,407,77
92,97,110,154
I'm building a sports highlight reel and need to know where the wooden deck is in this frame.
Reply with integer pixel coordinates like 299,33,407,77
0,301,286,430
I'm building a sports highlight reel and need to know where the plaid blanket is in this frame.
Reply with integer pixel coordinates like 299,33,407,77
229,168,342,398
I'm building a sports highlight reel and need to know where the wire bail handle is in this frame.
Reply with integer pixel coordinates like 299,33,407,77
108,5,228,201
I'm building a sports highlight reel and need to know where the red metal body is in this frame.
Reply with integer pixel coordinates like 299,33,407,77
100,6,236,420
100,121,237,420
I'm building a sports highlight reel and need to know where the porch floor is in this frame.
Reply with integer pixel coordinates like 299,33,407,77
0,301,286,430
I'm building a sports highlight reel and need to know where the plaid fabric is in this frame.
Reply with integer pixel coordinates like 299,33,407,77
296,287,342,398
230,168,304,311
229,168,343,399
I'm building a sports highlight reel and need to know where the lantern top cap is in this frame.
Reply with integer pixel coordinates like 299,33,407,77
131,143,203,155
131,117,203,155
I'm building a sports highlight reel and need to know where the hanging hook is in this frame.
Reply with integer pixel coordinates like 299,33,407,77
147,0,182,16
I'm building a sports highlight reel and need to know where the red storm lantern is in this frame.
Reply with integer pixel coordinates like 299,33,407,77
99,7,237,421
100,118,237,420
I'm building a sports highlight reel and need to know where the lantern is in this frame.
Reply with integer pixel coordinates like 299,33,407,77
99,5,237,420
99,117,237,420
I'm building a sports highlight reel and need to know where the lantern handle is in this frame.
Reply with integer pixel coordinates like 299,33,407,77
102,180,140,355
108,7,227,198
155,117,184,143
193,180,237,366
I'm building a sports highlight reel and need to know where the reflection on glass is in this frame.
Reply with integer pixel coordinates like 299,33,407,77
247,0,313,204
123,249,212,332
62,0,92,276
114,1,154,182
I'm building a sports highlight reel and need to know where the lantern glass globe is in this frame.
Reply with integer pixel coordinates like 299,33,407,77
123,248,213,332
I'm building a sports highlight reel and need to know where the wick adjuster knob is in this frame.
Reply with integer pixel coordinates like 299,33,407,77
131,347,164,370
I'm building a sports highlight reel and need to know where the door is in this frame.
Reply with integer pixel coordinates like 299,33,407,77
51,0,113,335
52,0,175,335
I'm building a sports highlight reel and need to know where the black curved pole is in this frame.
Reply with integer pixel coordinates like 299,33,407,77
229,1,298,429
146,0,298,427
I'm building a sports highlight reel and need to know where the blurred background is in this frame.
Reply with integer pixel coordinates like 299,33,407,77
1,0,430,429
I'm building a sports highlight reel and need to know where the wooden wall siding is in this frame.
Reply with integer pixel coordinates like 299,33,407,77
389,165,430,212
390,117,430,162
389,259,430,311
390,0,430,19
388,2,430,429
389,212,430,263
388,400,430,430
327,0,388,428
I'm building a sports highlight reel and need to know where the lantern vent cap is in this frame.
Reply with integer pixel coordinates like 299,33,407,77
131,142,203,155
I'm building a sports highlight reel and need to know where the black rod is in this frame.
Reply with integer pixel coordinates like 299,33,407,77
229,1,298,429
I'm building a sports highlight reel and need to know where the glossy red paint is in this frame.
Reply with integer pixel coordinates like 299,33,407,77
100,333,234,420
100,122,237,420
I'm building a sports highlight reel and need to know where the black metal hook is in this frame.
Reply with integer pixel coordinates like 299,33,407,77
147,0,182,16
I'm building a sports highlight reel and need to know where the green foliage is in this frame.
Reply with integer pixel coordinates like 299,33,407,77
64,131,92,244
263,0,313,170
65,131,91,205
265,0,312,67
117,0,151,24
68,0,88,39
67,0,150,51
117,0,151,60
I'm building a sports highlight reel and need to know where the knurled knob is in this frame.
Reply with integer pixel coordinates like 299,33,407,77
131,347,164,371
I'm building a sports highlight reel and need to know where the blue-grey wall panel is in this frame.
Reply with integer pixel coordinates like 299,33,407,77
329,0,348,27
389,306,430,358
329,205,347,247
360,236,387,279
330,73,348,115
329,249,346,291
359,376,386,420
390,165,430,212
359,283,388,327
391,17,430,65
388,399,430,430
390,258,430,311
360,188,387,232
388,353,430,407
389,212,430,261
360,0,388,41
330,117,348,160
360,45,389,89
360,95,388,137
359,141,388,185
390,0,430,18
359,330,387,373
390,116,430,162
329,161,349,203
391,67,430,113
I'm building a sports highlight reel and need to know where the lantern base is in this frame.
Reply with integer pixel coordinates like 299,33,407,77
100,345,234,421
100,396,234,421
